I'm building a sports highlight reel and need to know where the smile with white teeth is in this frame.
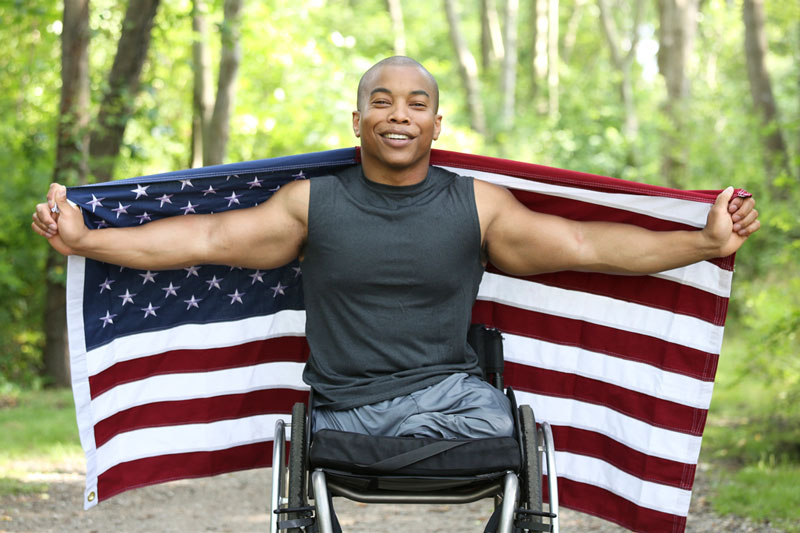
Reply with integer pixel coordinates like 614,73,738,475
383,133,410,140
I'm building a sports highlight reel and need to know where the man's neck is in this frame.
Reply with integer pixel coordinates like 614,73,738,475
360,156,431,187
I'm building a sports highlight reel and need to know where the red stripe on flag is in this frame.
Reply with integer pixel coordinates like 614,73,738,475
89,337,310,398
472,300,719,381
97,441,279,503
431,147,712,204
509,364,707,435
94,388,308,448
543,476,687,533
486,266,729,326
550,426,697,489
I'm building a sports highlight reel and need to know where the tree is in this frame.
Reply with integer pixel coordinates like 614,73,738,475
385,0,406,56
43,0,90,386
190,0,214,168
656,0,699,186
499,0,519,130
743,0,792,187
597,0,645,160
443,0,486,135
480,0,504,68
203,0,243,166
89,0,161,182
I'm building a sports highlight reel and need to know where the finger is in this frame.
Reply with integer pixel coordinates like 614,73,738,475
734,209,759,234
731,197,755,220
47,183,67,211
33,203,58,234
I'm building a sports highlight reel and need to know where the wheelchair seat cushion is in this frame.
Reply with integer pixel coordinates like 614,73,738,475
309,429,521,476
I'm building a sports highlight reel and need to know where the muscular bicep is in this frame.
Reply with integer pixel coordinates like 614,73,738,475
205,180,309,269
477,180,585,276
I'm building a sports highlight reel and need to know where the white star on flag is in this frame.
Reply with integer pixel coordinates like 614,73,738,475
161,282,180,297
247,177,262,188
205,275,223,290
98,277,115,293
184,294,202,310
292,266,302,278
141,302,160,318
99,311,116,328
112,202,131,218
131,184,150,199
179,179,194,190
270,282,287,297
202,185,217,196
139,270,158,284
136,212,152,224
184,266,201,278
181,201,198,215
157,194,173,207
96,220,110,229
248,270,265,284
118,289,136,306
225,192,241,207
227,289,245,304
87,194,105,212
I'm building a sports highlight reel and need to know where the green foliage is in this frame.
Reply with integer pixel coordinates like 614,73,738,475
711,464,800,532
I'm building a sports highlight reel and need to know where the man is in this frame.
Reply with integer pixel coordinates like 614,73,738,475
32,56,760,440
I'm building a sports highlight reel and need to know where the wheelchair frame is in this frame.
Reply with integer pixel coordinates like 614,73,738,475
269,327,559,533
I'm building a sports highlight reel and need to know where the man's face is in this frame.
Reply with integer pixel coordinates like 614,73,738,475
353,65,442,181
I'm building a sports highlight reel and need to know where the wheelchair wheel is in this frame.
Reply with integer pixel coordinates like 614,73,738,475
520,405,543,525
287,402,307,532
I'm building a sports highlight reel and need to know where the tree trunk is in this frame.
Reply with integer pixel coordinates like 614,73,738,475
385,0,406,56
743,0,791,185
204,0,243,166
562,0,585,63
499,0,519,130
656,0,699,187
190,0,214,168
43,0,90,387
480,0,504,68
89,0,160,182
597,0,644,141
547,0,559,118
443,0,486,135
531,0,548,103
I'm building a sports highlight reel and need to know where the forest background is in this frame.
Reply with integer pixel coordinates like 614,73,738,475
0,0,798,527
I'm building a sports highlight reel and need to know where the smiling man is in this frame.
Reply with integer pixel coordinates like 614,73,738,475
32,56,760,440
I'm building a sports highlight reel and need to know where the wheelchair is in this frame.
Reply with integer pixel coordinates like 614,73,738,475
270,325,559,533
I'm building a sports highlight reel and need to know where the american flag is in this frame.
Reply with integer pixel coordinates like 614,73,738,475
65,148,745,532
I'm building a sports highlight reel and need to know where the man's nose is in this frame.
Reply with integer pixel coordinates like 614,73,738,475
388,104,410,123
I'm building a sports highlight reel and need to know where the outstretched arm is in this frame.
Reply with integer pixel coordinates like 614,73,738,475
31,181,309,270
475,180,760,276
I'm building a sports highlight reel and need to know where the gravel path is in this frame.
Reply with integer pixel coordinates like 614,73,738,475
0,460,787,532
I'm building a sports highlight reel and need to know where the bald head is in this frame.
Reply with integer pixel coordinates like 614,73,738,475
356,56,439,113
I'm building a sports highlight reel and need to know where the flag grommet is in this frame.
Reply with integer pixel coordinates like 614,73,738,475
87,491,95,502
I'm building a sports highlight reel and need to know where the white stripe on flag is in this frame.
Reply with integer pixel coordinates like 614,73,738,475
554,451,692,517
478,272,725,353
95,414,288,476
502,333,715,409
514,391,702,464
441,165,711,228
653,261,732,298
86,309,308,376
91,361,308,424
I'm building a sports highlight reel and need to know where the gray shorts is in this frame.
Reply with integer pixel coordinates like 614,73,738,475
312,373,514,439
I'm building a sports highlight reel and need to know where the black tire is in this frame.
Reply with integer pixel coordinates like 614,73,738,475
519,404,543,527
287,402,307,532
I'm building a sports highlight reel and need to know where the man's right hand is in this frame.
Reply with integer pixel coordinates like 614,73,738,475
31,183,86,256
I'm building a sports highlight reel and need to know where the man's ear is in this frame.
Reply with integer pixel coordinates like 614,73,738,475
352,111,361,138
432,114,442,141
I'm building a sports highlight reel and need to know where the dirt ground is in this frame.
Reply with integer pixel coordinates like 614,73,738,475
0,459,787,533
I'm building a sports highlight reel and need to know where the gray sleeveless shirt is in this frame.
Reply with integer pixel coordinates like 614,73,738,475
300,164,485,410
